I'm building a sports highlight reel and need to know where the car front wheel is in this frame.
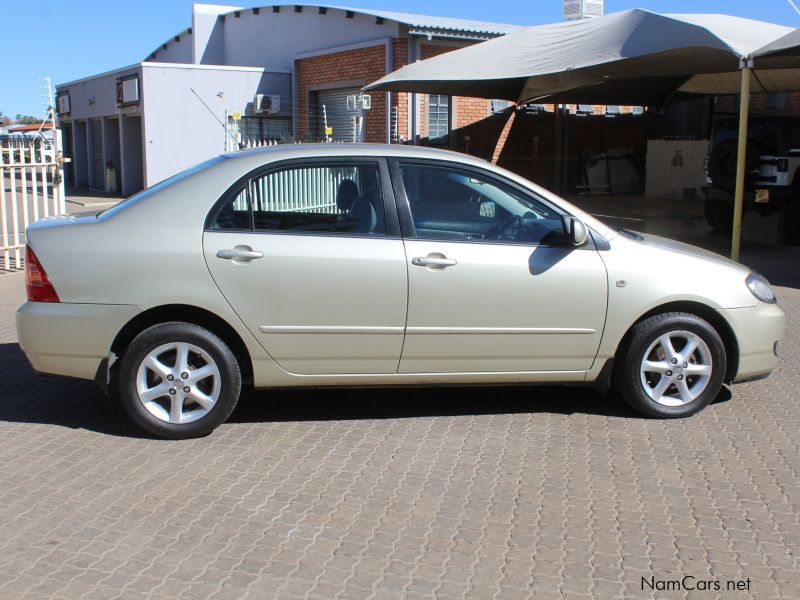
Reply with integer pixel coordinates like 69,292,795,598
118,322,241,439
614,312,726,418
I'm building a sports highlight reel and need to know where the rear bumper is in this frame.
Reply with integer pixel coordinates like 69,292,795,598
16,301,142,380
719,302,786,381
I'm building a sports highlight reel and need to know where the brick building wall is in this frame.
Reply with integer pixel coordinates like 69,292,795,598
390,38,409,143
295,37,649,194
717,92,800,115
418,43,491,139
296,44,389,143
295,39,491,145
451,108,647,191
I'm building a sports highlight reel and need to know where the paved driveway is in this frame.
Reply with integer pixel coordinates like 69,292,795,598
0,262,798,599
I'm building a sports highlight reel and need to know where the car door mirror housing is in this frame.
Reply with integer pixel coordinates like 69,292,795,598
565,216,589,246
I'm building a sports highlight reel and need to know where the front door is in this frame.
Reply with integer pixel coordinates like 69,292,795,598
204,159,407,375
393,160,608,374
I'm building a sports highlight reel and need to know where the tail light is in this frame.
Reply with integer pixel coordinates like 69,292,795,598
25,246,60,303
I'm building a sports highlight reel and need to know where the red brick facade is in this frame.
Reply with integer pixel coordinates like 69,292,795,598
296,44,389,143
451,108,647,190
295,39,498,145
418,43,490,137
295,36,649,193
390,38,409,143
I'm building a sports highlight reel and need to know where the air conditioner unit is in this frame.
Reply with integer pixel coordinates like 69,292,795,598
253,94,280,114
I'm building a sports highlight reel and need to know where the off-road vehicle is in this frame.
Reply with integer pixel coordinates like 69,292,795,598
703,115,800,242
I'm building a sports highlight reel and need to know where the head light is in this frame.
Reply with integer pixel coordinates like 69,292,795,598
746,272,777,304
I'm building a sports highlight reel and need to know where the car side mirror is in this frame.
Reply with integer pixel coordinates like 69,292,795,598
565,216,589,246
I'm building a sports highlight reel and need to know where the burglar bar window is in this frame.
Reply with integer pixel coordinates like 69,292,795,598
428,95,450,142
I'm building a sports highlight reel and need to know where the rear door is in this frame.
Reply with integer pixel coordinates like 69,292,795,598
203,158,408,375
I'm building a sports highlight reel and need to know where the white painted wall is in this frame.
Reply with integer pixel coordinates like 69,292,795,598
192,4,238,64
141,64,291,185
58,66,141,121
219,7,399,70
56,4,403,191
645,139,709,201
153,31,193,63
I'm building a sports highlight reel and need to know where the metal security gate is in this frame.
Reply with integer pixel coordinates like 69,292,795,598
316,88,362,142
89,118,105,191
0,131,66,270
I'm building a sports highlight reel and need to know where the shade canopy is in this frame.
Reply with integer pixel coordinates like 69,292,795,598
366,9,800,106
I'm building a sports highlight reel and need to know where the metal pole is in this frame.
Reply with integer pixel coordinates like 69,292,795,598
731,63,751,262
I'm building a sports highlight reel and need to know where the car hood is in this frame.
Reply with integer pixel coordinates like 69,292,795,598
637,233,747,271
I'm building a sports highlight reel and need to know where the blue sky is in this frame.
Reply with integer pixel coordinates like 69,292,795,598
1,0,798,118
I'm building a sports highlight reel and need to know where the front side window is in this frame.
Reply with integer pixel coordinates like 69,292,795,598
399,163,566,245
210,162,386,236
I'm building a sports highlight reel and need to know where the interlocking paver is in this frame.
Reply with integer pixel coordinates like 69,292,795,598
0,241,799,599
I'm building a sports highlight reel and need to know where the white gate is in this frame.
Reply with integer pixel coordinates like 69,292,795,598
0,130,66,270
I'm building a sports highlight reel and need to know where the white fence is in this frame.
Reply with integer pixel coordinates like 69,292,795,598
0,131,66,270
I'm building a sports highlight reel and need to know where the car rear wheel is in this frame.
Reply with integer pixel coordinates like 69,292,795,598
118,322,241,439
614,312,726,418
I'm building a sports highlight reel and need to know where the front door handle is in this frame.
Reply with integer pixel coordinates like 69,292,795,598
216,247,263,261
412,256,457,268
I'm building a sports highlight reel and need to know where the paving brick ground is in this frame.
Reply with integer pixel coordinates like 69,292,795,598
0,249,798,599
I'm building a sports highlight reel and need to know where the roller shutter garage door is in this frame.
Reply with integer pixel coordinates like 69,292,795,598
316,88,363,143
89,118,105,191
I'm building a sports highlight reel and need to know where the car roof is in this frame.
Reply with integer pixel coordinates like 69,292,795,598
222,143,490,165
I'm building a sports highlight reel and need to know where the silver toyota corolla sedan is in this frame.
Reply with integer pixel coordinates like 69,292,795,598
16,144,786,439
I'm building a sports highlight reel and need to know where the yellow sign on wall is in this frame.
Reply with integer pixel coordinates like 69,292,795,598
232,111,242,121
325,127,333,135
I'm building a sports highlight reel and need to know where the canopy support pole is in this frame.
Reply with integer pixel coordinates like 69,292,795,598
731,61,752,262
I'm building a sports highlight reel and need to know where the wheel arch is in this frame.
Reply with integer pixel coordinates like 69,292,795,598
109,304,254,387
615,300,739,382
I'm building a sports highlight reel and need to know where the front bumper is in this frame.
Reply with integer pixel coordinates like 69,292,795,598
16,301,142,381
719,301,786,381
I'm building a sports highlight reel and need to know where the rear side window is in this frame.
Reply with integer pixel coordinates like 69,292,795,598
210,162,387,236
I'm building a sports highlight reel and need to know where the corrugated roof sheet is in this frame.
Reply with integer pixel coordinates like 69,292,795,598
324,5,524,35
148,4,523,62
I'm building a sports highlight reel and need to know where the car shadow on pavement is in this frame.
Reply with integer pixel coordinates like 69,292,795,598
232,383,731,425
0,342,732,438
0,343,147,438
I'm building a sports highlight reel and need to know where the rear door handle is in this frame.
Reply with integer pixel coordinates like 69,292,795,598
216,248,263,261
412,256,457,268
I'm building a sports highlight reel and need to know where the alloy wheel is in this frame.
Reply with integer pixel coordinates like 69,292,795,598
639,330,713,407
135,342,221,424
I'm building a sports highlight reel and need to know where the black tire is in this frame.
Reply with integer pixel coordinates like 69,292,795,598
707,139,759,193
704,197,734,232
118,322,241,439
614,312,726,419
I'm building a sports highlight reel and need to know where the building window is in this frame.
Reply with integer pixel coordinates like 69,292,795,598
490,99,511,114
55,92,71,115
428,94,450,142
116,75,140,107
